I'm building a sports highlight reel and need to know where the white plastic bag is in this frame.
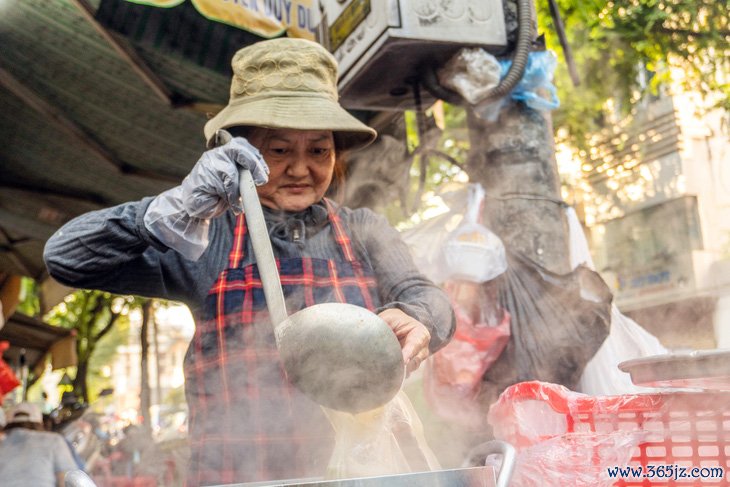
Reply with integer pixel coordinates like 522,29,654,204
437,48,501,105
441,184,507,283
401,183,507,285
565,207,668,395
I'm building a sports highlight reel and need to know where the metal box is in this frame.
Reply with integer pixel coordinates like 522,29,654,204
318,0,508,111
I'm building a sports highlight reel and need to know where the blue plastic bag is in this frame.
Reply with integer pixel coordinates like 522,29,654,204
500,51,560,111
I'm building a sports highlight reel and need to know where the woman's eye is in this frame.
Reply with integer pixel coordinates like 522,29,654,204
311,147,330,156
269,147,288,155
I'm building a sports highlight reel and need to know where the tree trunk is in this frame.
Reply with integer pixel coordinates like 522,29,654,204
466,100,569,274
74,358,89,403
152,309,162,409
139,301,152,431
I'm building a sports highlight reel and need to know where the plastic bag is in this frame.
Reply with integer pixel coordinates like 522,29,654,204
473,51,559,121
323,391,440,479
564,207,668,395
402,183,507,284
487,381,649,487
401,185,471,284
578,307,668,395
0,341,20,403
477,250,612,407
441,184,507,283
402,185,612,404
501,51,560,111
424,280,510,427
437,48,501,104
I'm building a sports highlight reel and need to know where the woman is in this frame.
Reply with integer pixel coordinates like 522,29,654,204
44,38,454,485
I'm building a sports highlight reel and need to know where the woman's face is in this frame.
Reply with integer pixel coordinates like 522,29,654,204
246,128,336,212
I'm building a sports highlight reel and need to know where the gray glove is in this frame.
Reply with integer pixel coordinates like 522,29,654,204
143,135,269,261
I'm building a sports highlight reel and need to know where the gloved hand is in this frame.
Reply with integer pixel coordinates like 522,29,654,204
143,135,269,261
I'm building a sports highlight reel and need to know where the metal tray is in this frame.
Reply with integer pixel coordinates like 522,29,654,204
618,349,730,390
215,466,498,487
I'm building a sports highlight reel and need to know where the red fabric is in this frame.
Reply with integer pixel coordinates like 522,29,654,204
0,341,20,403
183,199,381,486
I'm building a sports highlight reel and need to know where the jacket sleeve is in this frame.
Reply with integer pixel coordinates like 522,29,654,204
348,208,455,353
43,197,218,305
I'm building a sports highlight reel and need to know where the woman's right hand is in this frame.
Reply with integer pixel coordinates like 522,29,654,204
142,135,269,261
181,135,269,219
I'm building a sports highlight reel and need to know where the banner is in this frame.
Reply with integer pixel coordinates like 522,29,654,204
125,0,319,40
125,0,184,6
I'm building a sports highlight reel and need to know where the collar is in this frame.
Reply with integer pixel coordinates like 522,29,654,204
262,201,329,247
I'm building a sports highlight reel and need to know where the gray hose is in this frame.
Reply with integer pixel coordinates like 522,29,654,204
488,0,534,100
421,0,534,105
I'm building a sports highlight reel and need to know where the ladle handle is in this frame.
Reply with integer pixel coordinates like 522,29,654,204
238,168,289,328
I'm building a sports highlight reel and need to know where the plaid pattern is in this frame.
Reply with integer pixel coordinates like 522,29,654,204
184,199,380,486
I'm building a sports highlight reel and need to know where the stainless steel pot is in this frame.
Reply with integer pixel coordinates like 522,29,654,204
215,441,516,487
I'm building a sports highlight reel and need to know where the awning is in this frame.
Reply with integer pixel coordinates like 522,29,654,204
0,313,76,376
124,0,319,40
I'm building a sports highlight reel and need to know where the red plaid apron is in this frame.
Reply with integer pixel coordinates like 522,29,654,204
184,199,380,486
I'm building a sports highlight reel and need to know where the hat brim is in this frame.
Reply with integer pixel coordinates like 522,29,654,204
204,93,377,151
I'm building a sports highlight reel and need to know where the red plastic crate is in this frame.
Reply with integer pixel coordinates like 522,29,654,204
488,381,730,486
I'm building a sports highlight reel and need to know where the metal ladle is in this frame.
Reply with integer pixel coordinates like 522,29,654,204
237,162,405,413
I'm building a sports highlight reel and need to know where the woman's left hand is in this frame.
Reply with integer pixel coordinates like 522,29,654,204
378,308,431,376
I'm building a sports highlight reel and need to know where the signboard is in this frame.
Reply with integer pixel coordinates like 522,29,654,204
591,196,703,304
125,0,319,39
328,0,370,51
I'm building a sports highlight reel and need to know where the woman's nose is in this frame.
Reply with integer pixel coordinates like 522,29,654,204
285,155,311,177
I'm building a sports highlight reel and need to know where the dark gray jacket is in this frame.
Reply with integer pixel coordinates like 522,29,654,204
43,198,454,351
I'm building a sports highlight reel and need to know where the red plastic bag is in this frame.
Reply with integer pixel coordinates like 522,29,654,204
0,341,20,402
424,281,510,426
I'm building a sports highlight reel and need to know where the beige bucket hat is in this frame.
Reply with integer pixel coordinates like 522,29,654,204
204,38,377,151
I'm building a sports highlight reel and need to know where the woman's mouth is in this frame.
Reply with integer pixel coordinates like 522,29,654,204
281,184,310,194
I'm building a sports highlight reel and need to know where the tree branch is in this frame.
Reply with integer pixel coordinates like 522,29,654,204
94,310,120,342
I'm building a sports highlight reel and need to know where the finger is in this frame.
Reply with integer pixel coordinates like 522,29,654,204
251,164,270,186
405,347,429,375
400,328,430,364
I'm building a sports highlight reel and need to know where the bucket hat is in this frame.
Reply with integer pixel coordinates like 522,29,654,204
204,38,377,151
7,402,42,425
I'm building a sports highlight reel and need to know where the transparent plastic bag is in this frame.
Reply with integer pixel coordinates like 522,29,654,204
424,281,510,427
401,183,507,284
473,50,560,121
402,186,611,402
500,51,560,111
487,381,650,487
437,48,501,104
323,391,440,479
441,184,507,283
